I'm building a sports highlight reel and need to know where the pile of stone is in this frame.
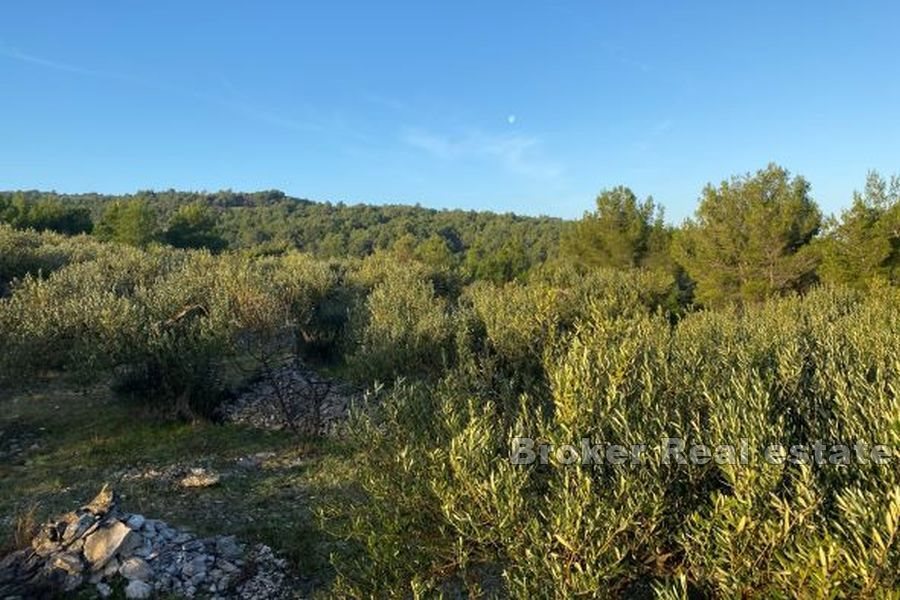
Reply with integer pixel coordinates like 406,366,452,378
0,486,291,599
219,363,357,435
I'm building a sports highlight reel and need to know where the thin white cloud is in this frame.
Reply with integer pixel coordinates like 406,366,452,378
402,128,563,181
223,100,325,133
0,45,334,136
0,46,145,85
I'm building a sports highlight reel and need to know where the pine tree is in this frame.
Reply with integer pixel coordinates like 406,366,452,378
673,164,822,306
95,198,159,247
561,186,667,270
163,202,226,251
818,171,900,288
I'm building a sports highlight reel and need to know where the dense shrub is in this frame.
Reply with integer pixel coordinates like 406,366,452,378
0,267,142,379
457,267,679,401
262,252,348,359
347,266,454,382
0,240,346,417
461,280,564,397
0,225,105,292
350,249,463,300
3,224,897,596
325,285,900,597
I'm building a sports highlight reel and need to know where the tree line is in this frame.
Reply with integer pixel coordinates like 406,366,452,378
2,163,897,306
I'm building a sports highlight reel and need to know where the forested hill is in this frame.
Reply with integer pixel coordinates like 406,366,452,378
2,165,898,299
0,189,565,281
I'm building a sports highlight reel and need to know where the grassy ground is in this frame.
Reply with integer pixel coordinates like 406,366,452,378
0,375,360,597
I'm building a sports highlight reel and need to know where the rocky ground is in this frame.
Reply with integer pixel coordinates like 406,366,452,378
0,485,295,599
218,363,359,435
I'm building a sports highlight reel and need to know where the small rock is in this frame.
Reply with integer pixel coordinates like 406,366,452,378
51,552,83,575
101,556,121,579
62,512,96,544
216,535,243,559
30,531,60,557
141,521,157,537
182,554,208,578
172,532,193,544
120,556,153,581
130,537,154,558
118,530,145,558
126,514,146,530
218,560,238,573
125,579,153,599
236,455,263,470
180,467,221,488
84,484,116,516
96,582,113,598
84,521,136,569
62,573,83,593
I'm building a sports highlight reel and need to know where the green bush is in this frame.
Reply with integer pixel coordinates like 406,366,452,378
3,224,897,596
0,225,105,292
0,239,367,416
263,252,348,360
325,285,900,597
347,266,454,382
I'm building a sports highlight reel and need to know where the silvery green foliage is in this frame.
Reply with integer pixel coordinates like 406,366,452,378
1,224,896,596
0,224,106,290
328,284,899,597
347,261,454,382
0,234,346,417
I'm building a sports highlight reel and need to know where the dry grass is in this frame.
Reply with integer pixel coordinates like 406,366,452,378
0,504,39,556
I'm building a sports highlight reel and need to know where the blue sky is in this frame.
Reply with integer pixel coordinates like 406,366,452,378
1,1,898,222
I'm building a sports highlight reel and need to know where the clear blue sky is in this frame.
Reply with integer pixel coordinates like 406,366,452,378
1,1,898,222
